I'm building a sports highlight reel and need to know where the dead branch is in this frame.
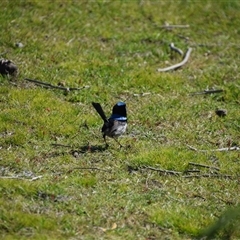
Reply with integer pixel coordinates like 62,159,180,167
170,43,183,55
143,166,181,175
187,145,240,152
157,47,192,72
186,144,198,151
188,162,220,171
0,175,43,181
210,146,240,152
24,78,90,91
184,169,201,173
190,89,224,96
30,176,43,181
67,167,111,173
130,164,238,180
182,174,234,179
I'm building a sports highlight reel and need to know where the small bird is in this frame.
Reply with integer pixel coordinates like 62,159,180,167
92,101,127,147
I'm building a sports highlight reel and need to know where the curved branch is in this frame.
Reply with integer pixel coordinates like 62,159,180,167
157,47,192,72
170,43,183,55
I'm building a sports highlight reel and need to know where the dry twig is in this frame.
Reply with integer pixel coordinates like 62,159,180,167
67,167,111,173
24,78,90,91
190,89,224,96
187,145,240,152
183,174,234,179
143,166,181,175
169,43,183,55
0,175,43,181
188,162,220,171
157,47,192,72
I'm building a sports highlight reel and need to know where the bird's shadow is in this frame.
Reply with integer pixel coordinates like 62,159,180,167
70,144,109,156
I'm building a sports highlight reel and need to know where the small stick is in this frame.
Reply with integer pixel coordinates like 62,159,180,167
24,78,90,91
184,169,201,173
161,24,190,29
67,167,111,173
157,47,192,72
0,175,43,181
170,43,183,55
209,146,240,152
188,162,220,171
190,89,224,96
143,166,181,175
183,174,234,179
187,145,240,152
186,144,198,151
30,176,43,181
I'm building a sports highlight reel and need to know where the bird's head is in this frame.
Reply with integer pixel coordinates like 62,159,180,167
110,102,127,121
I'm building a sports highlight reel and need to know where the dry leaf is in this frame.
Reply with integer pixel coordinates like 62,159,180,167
111,223,117,230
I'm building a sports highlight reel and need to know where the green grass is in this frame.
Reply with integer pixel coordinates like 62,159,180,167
1,1,240,239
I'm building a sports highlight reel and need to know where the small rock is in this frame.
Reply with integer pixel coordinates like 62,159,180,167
215,109,227,117
72,151,79,158
15,42,24,48
0,58,18,76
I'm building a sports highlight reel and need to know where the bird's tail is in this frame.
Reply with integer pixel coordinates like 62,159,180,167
92,102,108,122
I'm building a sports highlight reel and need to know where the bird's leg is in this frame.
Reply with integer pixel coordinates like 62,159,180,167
103,136,109,148
113,138,123,148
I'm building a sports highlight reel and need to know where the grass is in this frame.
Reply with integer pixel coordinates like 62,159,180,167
0,0,240,239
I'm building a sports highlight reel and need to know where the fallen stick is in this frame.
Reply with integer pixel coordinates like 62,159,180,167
182,174,234,179
143,166,181,175
187,145,240,152
170,43,183,55
188,162,220,171
30,176,43,181
190,89,224,96
0,175,43,181
67,167,111,173
209,146,240,152
157,47,192,72
184,169,201,173
24,78,90,91
187,145,198,151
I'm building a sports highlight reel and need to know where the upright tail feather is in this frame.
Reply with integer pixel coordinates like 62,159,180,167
92,102,108,122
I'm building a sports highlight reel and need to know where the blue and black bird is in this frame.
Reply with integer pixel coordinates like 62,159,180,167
92,102,127,147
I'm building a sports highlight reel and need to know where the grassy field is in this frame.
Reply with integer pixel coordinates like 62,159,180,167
0,1,240,239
